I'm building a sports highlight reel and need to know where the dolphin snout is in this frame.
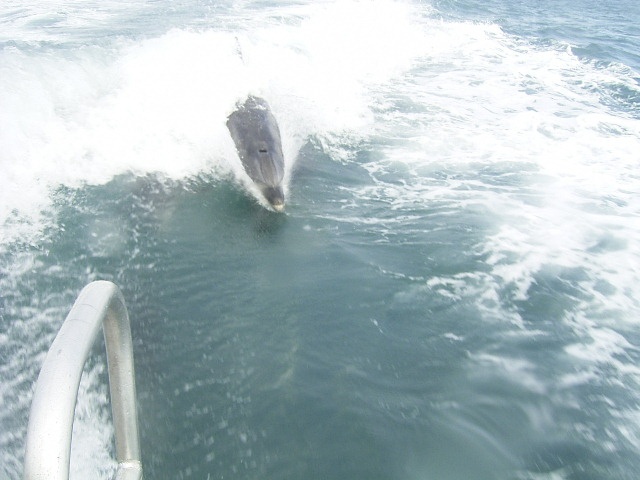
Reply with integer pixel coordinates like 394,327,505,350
263,186,285,213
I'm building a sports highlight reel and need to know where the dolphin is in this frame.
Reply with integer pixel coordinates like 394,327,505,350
227,96,286,212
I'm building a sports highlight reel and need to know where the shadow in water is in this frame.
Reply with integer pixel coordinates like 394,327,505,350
252,207,288,239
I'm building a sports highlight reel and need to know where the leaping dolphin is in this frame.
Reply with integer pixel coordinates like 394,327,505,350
227,96,286,212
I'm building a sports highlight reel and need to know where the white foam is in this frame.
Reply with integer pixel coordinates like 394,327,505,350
69,361,116,480
471,353,548,395
1,0,432,242
335,15,640,330
345,13,640,455
0,250,112,478
0,2,441,474
3,0,640,474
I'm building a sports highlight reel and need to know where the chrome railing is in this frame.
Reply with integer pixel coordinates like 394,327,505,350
23,281,143,480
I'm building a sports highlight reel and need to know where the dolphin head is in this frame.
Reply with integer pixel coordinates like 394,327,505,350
262,186,285,212
227,96,288,212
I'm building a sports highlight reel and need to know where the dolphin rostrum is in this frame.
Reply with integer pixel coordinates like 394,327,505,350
227,96,286,212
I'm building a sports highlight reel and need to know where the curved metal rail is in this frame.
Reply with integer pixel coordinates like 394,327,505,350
24,281,143,480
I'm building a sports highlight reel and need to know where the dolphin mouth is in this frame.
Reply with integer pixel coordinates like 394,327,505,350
262,186,285,213
271,201,285,212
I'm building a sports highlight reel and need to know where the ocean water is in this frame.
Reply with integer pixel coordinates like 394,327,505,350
1,1,640,479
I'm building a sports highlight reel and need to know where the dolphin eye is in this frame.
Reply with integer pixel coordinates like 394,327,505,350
259,148,268,153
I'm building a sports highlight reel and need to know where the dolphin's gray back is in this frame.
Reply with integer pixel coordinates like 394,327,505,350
227,96,284,188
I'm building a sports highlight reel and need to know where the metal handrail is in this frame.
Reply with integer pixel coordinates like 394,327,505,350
23,281,143,480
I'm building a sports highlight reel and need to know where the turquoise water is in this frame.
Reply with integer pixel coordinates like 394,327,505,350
2,1,640,479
